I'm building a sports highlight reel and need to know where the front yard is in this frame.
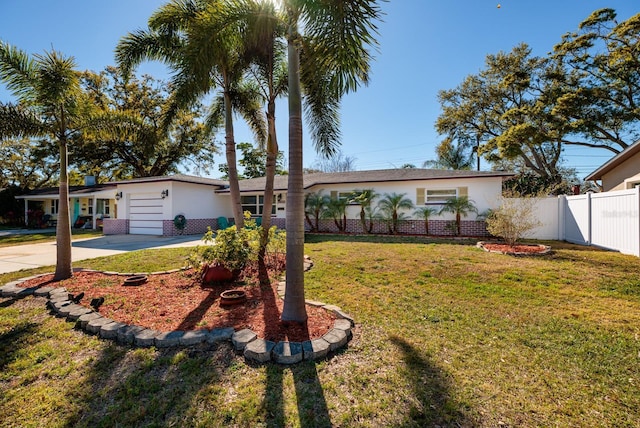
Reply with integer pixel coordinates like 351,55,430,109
1,235,638,427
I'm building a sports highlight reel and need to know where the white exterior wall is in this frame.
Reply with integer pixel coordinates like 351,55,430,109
170,181,230,220
116,181,231,221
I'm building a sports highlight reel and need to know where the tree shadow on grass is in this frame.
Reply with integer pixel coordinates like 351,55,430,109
65,341,239,427
175,289,218,330
265,359,332,428
389,335,474,427
0,320,38,372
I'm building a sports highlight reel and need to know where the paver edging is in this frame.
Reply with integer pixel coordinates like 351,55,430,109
1,260,354,364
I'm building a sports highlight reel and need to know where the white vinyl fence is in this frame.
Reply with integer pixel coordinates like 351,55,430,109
517,187,640,257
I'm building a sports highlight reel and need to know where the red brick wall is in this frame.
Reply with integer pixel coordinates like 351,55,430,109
305,218,490,237
103,219,129,235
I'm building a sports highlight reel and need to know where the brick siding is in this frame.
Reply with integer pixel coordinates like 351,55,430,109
102,219,129,235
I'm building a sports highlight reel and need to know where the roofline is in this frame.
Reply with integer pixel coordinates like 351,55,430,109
111,174,227,187
585,139,640,181
301,172,514,189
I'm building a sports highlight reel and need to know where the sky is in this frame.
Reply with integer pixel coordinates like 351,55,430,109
1,0,638,180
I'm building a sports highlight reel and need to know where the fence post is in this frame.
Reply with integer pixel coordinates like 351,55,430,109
586,191,592,245
636,186,640,257
557,195,565,241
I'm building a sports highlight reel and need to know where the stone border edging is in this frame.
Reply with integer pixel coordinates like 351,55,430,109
0,257,354,365
476,241,552,256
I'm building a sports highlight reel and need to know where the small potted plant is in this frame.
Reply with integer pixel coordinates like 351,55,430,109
193,226,253,283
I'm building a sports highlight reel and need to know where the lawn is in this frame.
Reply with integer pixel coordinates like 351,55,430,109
1,235,639,427
0,229,103,248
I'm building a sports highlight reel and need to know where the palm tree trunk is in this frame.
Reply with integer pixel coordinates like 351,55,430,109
282,29,308,323
224,89,244,229
258,100,278,285
54,138,72,280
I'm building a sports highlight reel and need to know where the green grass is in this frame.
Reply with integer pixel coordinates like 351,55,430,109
0,229,103,248
1,235,639,427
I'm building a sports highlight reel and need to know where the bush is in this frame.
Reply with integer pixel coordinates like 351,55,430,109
189,213,285,273
485,192,542,246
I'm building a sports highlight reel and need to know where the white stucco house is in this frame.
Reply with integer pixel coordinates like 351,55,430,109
106,169,514,236
17,169,515,236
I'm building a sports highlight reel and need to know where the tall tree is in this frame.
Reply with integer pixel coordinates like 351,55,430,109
0,42,88,280
116,0,265,228
312,150,357,172
0,138,58,190
77,67,218,179
436,44,569,187
424,136,475,170
281,0,383,322
553,8,640,154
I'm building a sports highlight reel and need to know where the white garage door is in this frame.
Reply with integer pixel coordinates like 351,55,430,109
129,193,164,235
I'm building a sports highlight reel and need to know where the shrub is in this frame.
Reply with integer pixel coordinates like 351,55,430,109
189,213,286,273
485,192,542,246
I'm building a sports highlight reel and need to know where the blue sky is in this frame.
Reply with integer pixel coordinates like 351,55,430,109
1,1,638,180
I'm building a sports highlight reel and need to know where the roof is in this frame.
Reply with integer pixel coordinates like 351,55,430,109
112,174,228,187
585,139,640,181
16,183,117,199
220,168,515,193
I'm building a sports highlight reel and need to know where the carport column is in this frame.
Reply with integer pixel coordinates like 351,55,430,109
92,195,97,229
23,199,28,226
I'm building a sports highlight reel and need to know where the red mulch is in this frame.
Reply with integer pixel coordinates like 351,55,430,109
481,242,549,254
18,266,336,343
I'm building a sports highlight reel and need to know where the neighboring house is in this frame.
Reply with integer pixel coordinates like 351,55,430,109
17,169,515,236
16,177,117,229
585,139,640,192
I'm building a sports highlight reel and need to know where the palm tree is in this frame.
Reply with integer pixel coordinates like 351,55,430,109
413,206,438,235
281,0,383,322
238,0,288,282
351,189,378,233
323,196,348,232
439,196,478,236
304,191,328,232
116,0,266,229
377,192,414,234
0,42,86,280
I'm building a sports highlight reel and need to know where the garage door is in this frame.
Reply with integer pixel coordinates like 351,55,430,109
129,193,164,235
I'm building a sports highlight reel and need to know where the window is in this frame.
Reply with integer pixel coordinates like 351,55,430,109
416,187,468,205
426,189,457,204
87,198,94,215
330,191,357,204
50,199,59,215
96,199,110,216
241,195,276,216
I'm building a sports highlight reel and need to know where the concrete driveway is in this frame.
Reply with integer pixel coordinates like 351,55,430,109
0,234,205,274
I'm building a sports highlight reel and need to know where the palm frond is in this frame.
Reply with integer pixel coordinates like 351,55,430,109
230,80,267,146
115,29,184,77
0,103,46,139
300,50,341,156
300,0,384,94
0,40,37,102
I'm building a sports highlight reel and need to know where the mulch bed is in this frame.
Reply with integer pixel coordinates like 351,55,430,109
17,267,336,343
478,241,551,255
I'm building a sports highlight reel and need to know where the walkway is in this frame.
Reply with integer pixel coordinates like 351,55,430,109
0,233,204,274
